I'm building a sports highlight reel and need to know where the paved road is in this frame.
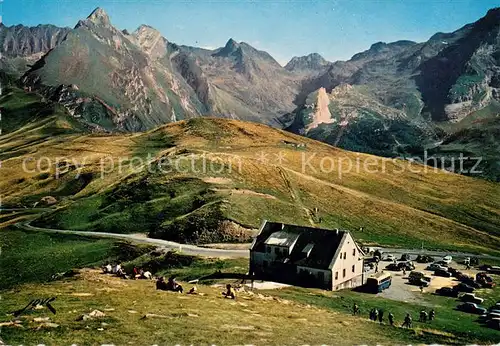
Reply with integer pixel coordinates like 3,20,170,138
6,209,500,261
17,221,249,258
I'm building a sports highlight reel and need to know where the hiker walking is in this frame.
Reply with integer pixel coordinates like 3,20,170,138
353,303,360,315
388,312,394,326
373,308,379,322
378,309,384,324
402,267,406,276
419,310,428,323
429,309,435,321
402,313,412,328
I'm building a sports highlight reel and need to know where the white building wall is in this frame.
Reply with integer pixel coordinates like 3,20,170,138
331,233,364,290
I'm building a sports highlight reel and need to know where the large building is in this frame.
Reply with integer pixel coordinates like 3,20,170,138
249,220,365,290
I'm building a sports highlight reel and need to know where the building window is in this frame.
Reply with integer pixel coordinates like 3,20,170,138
352,249,356,256
335,271,338,280
343,269,346,278
343,252,347,259
352,265,355,273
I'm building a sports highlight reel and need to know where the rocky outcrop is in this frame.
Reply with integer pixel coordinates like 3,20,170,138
285,53,330,73
305,87,334,132
0,23,70,57
0,23,70,76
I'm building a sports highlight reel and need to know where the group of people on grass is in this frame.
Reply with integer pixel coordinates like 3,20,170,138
102,262,238,299
353,303,436,328
102,263,152,280
155,276,236,299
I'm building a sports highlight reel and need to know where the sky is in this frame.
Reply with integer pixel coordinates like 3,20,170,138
2,0,499,65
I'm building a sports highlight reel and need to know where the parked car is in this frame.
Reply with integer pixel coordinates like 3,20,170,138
487,266,500,275
416,255,434,263
457,302,487,315
460,293,484,304
434,268,453,277
398,261,415,271
442,255,453,264
485,312,500,320
455,283,475,293
447,267,459,275
458,274,481,288
489,303,500,311
435,260,450,267
409,271,431,282
435,287,459,297
461,278,482,289
385,263,400,271
427,263,447,271
476,273,495,288
382,254,396,262
487,318,500,330
399,253,411,261
409,277,430,287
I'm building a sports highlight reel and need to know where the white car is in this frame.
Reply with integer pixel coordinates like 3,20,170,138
442,256,453,264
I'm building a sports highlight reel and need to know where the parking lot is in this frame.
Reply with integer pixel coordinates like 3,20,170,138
371,260,477,303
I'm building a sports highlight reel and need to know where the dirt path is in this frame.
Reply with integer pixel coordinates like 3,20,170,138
277,167,316,226
281,167,500,244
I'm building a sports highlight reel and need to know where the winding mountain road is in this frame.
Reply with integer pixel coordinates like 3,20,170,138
4,209,500,261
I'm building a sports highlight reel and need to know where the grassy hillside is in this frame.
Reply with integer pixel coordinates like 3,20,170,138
0,268,420,345
0,105,499,253
1,228,498,345
0,229,151,290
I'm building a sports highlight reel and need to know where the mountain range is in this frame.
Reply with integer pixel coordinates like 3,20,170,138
1,7,499,180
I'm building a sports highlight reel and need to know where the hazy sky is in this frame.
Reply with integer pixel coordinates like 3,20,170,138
3,0,499,65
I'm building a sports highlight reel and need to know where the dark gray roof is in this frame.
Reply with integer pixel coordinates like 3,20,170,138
251,221,350,270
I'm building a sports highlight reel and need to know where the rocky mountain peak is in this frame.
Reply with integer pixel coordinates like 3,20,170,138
213,38,241,57
87,7,111,26
285,53,329,72
132,24,167,59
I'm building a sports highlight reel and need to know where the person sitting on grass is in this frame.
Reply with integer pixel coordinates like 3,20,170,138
102,263,112,274
222,284,236,299
166,276,184,293
156,277,168,290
